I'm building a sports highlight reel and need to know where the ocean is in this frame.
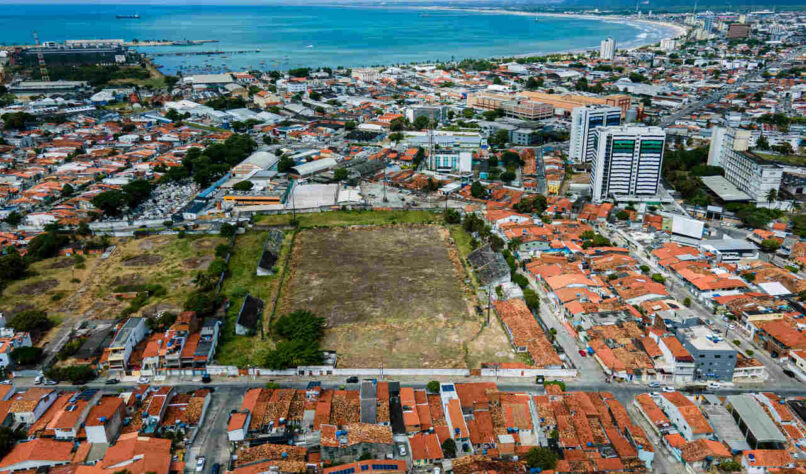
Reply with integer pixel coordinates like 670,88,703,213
0,3,675,74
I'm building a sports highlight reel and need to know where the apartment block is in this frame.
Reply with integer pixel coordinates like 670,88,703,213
708,127,782,203
590,126,666,203
570,105,622,163
466,92,553,120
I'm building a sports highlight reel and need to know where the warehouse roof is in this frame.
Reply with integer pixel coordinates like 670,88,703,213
700,175,752,202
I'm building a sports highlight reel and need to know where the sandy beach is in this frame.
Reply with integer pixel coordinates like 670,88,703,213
417,6,688,52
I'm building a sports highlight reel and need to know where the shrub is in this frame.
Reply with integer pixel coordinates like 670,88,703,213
426,380,440,393
44,365,96,384
10,346,43,365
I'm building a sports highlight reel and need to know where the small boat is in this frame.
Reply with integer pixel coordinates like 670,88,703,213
305,44,314,48
116,14,140,19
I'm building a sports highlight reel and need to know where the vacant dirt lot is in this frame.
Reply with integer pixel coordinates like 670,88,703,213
282,225,514,368
0,234,226,345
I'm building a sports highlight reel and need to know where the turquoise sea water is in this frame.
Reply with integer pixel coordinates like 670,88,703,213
0,4,673,73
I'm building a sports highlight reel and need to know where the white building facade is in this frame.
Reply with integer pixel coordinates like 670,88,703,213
570,105,622,163
590,126,666,203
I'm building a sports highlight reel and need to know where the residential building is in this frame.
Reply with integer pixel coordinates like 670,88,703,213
590,126,666,203
726,395,787,450
657,392,713,441
351,68,380,83
676,325,738,381
9,388,58,425
708,127,781,203
319,423,394,462
600,37,616,60
107,317,147,375
570,106,622,163
727,23,752,39
0,438,74,472
85,396,126,444
323,460,407,474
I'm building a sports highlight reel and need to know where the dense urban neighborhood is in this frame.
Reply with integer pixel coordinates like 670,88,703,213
1,6,806,474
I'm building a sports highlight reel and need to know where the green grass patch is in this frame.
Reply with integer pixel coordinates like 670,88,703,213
216,230,294,367
449,224,474,258
756,152,806,166
255,209,440,227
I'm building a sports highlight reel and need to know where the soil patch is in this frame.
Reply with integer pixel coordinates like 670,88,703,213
48,258,74,269
138,235,171,251
110,274,146,287
16,279,59,295
122,254,163,267
192,238,218,250
182,255,214,270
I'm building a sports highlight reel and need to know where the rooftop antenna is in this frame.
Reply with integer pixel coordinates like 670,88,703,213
32,31,49,82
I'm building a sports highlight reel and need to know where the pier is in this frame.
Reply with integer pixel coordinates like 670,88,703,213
152,49,261,57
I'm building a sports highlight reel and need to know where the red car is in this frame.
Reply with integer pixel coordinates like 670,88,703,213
578,350,587,357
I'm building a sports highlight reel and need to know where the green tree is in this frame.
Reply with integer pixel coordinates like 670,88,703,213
616,210,630,221
760,239,781,252
766,188,777,203
26,231,69,260
274,310,325,342
501,170,516,183
444,209,461,224
470,181,486,199
92,190,127,216
651,274,666,283
219,223,237,238
277,156,295,173
7,310,52,334
3,212,22,226
683,297,692,307
413,115,431,130
426,380,440,393
719,460,742,472
1,112,33,130
344,120,356,130
233,181,253,191
441,438,457,459
121,179,153,208
333,168,348,182
523,288,540,311
10,346,43,365
524,447,558,470
389,117,406,132
61,184,74,197
462,108,475,119
639,265,650,273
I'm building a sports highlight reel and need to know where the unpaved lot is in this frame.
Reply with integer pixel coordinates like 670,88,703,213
282,225,513,368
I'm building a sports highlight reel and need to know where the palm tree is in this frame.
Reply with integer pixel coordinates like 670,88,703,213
767,188,777,203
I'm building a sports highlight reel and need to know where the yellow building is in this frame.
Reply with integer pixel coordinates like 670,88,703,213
519,91,632,117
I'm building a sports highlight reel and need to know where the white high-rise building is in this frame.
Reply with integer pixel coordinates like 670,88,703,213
590,126,666,203
600,37,616,60
708,127,781,203
660,38,677,52
570,106,622,163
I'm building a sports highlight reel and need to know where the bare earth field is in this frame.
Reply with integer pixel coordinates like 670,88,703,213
281,225,513,368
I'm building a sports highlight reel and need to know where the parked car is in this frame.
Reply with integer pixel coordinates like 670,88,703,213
105,378,119,385
398,445,407,457
662,386,675,393
196,457,205,472
202,374,211,384
784,369,796,378
44,379,58,385
211,464,220,474
34,375,44,385
578,350,587,357
648,381,661,388
138,376,150,384
346,376,359,384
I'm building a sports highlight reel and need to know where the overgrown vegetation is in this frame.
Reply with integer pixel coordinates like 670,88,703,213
264,310,325,369
157,134,257,186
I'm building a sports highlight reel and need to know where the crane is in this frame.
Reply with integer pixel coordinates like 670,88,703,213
32,31,49,82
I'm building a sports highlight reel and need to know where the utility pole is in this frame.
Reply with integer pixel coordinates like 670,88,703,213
290,178,297,221
382,154,388,203
486,283,492,327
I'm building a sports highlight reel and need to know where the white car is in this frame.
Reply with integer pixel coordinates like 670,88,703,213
138,377,150,384
398,445,407,457
662,386,675,393
196,457,205,472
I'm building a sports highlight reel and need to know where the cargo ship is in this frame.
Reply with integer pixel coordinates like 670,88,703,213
116,14,140,19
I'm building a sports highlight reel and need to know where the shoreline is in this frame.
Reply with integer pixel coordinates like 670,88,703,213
138,5,688,74
413,6,688,51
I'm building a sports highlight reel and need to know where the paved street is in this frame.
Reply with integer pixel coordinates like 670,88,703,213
185,386,241,473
